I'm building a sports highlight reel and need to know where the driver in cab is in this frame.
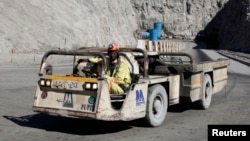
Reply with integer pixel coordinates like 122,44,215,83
88,43,131,94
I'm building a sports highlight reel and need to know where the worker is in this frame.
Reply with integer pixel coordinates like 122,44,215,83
73,59,87,77
89,43,131,94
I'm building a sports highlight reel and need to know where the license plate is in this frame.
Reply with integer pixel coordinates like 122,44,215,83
52,80,79,89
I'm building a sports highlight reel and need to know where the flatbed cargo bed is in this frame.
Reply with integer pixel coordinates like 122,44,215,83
155,52,230,73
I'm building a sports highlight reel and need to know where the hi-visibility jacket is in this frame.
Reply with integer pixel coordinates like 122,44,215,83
88,56,131,94
105,57,131,94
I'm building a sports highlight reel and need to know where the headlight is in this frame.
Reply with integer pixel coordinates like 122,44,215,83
92,83,98,90
84,82,98,90
39,79,51,87
45,79,51,87
85,83,91,89
39,79,45,86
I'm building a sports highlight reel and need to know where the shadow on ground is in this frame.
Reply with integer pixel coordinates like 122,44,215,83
3,114,134,135
3,102,201,135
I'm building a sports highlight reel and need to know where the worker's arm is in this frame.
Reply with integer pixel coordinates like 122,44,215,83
106,61,131,87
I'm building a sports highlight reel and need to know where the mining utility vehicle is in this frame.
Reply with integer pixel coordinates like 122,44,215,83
33,45,230,127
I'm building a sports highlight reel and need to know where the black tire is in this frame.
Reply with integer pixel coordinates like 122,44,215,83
144,84,168,127
196,74,213,109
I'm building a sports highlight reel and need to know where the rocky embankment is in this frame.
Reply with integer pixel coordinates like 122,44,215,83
0,0,249,53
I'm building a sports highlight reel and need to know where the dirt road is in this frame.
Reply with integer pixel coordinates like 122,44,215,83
0,49,249,141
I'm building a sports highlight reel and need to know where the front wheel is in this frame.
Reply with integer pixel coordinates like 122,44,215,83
143,84,168,127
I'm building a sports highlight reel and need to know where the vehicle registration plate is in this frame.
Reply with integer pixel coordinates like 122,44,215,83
52,80,79,89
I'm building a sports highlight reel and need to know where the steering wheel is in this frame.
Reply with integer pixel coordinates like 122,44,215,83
81,69,98,78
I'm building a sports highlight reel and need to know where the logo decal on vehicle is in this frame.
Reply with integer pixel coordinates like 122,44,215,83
63,92,73,108
136,90,145,106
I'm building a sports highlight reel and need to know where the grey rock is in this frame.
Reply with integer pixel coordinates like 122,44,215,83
1,0,249,53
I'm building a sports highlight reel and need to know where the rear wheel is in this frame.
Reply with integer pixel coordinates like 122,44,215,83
144,84,168,127
196,74,213,109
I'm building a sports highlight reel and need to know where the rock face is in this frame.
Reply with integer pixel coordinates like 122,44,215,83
0,0,249,53
133,0,228,38
200,0,250,53
0,0,138,53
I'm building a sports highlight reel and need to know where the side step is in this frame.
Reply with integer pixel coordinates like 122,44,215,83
110,94,127,102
